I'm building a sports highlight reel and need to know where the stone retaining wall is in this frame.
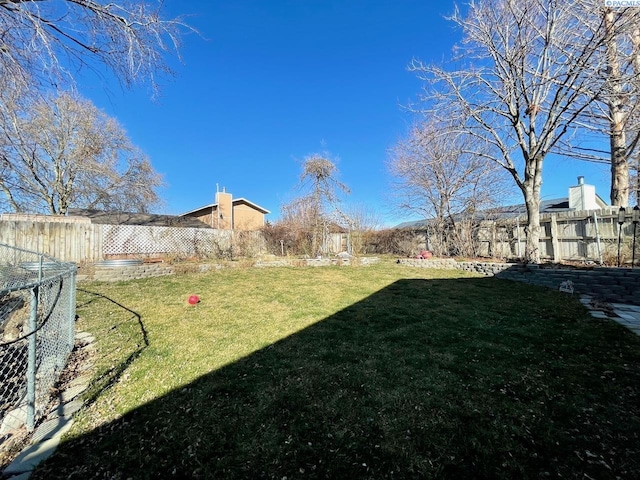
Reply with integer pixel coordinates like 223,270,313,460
78,263,175,282
79,263,226,282
79,257,380,282
398,258,640,305
255,257,379,268
498,266,640,305
399,258,458,270
458,262,518,276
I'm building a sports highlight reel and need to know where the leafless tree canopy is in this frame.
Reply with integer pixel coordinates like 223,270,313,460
275,153,351,256
299,154,350,209
389,119,513,256
0,90,163,214
0,0,189,93
389,121,509,221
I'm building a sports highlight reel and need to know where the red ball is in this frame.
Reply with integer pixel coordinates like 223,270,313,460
188,295,200,305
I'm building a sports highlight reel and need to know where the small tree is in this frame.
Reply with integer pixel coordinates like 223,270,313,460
271,153,351,257
0,90,163,214
557,5,640,207
389,119,511,257
287,153,349,256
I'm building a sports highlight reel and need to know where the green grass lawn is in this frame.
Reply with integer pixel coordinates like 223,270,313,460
30,259,640,479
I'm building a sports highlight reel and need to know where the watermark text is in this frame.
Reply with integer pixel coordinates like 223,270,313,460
605,0,640,6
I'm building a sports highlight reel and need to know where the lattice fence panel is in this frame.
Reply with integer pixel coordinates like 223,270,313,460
102,225,234,258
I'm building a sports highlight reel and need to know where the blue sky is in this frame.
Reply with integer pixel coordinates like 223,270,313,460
76,0,612,226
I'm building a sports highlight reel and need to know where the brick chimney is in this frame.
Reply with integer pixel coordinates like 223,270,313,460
569,176,599,211
215,188,233,230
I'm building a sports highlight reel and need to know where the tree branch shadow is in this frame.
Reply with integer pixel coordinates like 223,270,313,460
75,289,148,407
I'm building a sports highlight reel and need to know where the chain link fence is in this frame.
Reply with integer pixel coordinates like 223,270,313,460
0,243,77,437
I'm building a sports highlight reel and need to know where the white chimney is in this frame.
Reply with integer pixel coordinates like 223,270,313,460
569,176,599,211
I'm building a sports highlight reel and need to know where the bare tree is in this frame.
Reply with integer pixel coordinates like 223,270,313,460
268,153,349,256
604,7,633,206
0,90,163,214
339,203,382,255
389,118,511,256
556,5,640,207
410,0,611,263
0,0,189,94
298,153,349,256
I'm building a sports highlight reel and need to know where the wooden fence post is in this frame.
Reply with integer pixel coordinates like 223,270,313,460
550,214,561,262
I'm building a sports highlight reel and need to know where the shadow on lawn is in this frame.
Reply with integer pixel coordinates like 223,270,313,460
76,288,149,407
33,278,640,480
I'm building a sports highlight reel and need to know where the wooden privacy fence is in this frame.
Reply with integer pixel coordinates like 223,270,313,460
0,215,102,263
0,215,265,263
478,207,637,263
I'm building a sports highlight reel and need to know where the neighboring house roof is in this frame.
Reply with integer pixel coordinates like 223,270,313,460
67,208,213,228
181,198,270,216
232,198,270,214
394,195,608,230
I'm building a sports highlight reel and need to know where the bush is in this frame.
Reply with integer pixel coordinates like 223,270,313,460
363,229,423,256
261,223,314,257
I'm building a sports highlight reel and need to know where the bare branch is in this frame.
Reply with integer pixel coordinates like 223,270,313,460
0,0,194,95
0,89,164,214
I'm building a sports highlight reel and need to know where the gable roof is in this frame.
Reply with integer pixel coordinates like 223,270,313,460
181,198,270,216
232,197,270,214
68,208,213,228
394,196,607,230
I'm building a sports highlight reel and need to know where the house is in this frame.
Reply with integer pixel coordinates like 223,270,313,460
180,189,270,231
392,176,613,260
395,176,608,230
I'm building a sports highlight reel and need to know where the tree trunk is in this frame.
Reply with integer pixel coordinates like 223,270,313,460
522,156,543,264
611,145,630,206
605,8,630,207
523,193,541,264
630,26,640,205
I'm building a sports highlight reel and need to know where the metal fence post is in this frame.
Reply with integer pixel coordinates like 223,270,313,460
26,284,38,431
618,207,626,267
68,268,77,349
27,255,44,431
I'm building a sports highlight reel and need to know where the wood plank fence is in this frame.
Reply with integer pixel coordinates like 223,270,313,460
478,206,637,263
0,215,264,264
0,215,102,263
